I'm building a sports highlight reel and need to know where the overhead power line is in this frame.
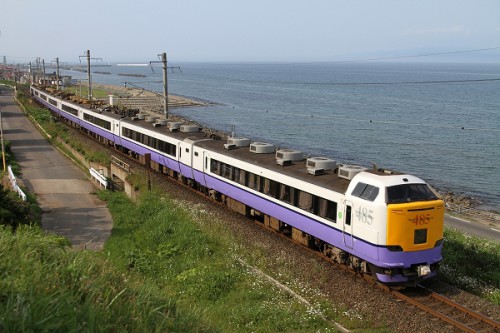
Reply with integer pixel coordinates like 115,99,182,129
340,46,500,63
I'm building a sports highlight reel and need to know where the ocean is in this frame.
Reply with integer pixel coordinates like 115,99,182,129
63,62,500,210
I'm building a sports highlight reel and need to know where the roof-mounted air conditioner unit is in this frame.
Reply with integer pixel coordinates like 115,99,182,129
167,121,183,132
338,164,368,180
306,157,337,171
180,124,200,133
145,116,159,123
153,119,168,127
276,149,303,161
250,142,275,154
276,149,303,166
227,137,251,147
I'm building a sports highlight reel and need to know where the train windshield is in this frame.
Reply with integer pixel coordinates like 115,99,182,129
386,184,439,204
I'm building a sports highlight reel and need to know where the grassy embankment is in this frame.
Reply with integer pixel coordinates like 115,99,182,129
1,84,498,331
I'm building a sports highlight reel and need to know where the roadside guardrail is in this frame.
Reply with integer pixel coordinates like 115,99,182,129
7,165,27,201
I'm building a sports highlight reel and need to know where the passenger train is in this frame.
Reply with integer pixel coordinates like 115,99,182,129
30,84,445,286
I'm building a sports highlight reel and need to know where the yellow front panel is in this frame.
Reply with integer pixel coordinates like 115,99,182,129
387,200,444,252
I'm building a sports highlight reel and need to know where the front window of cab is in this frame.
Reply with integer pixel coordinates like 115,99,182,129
386,184,438,204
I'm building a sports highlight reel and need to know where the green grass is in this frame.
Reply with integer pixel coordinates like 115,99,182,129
440,227,500,304
0,225,207,332
64,86,112,99
100,188,342,332
0,80,15,87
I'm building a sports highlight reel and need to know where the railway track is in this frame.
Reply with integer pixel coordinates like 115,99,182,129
378,284,500,333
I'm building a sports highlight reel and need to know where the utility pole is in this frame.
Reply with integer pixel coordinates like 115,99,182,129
149,52,181,119
35,58,40,83
55,57,60,90
0,107,6,172
79,50,102,100
29,62,32,84
42,59,46,83
85,50,92,99
162,52,168,119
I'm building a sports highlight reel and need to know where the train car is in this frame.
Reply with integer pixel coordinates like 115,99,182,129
30,85,445,286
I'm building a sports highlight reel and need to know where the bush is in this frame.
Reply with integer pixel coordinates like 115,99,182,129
0,185,40,229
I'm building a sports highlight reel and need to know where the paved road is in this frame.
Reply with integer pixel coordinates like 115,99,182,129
444,214,499,242
0,86,112,250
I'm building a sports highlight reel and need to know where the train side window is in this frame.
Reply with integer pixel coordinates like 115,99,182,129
269,180,280,198
280,184,291,203
254,175,262,191
246,172,255,188
263,178,271,195
232,167,240,182
264,178,279,198
210,159,219,174
298,191,313,212
223,164,232,179
280,185,298,205
346,205,352,226
318,198,337,222
194,151,199,157
239,170,247,186
311,195,319,215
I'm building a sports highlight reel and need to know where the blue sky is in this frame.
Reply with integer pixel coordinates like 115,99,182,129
1,0,500,63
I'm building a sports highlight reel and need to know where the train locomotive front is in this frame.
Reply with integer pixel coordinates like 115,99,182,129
346,172,444,286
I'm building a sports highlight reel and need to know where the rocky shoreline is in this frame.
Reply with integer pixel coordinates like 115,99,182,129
92,83,208,108
97,82,500,232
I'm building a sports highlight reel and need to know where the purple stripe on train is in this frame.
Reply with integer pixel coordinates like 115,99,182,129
204,174,442,270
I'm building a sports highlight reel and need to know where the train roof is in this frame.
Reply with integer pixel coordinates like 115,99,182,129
195,139,354,193
34,85,404,194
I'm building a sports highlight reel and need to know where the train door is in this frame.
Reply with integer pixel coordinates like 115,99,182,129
191,147,206,186
343,200,354,249
178,141,194,179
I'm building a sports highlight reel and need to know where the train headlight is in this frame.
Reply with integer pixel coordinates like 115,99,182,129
417,265,431,277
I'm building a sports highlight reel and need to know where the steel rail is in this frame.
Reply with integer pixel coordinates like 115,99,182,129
382,285,500,333
422,285,500,332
